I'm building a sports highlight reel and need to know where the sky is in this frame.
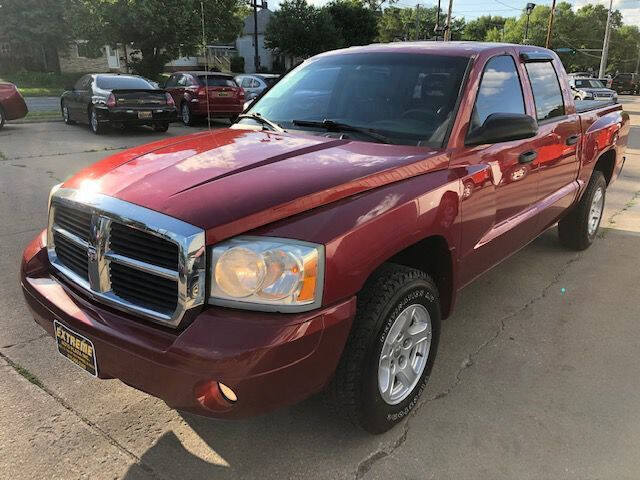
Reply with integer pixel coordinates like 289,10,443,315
265,0,640,26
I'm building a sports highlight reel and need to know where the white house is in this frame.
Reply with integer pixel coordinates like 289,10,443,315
235,9,273,73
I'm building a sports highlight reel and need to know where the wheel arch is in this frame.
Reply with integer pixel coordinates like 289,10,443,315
376,235,454,319
593,149,616,186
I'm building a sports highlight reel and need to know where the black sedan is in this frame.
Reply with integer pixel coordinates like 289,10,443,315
61,74,177,134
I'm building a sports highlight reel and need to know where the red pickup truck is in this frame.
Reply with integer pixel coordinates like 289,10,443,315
21,43,629,434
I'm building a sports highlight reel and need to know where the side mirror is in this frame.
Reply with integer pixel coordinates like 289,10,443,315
466,113,538,146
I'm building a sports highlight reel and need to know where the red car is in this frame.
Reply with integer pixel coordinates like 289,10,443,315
21,43,629,434
164,71,244,126
0,82,28,129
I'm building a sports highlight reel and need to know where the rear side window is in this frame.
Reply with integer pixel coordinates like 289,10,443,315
470,55,525,132
525,62,565,122
198,75,237,87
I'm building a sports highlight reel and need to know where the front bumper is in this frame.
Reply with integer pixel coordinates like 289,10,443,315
21,231,355,418
96,106,177,125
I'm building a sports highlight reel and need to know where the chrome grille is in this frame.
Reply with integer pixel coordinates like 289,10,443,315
53,231,89,280
109,222,179,270
47,189,206,328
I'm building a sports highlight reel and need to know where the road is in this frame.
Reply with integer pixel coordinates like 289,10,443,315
24,96,60,113
1,99,639,480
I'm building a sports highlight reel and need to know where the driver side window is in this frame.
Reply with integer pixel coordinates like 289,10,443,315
470,55,525,133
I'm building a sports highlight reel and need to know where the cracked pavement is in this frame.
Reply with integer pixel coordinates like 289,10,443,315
1,98,639,480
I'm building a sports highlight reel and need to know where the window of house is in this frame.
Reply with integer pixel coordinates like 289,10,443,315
77,42,102,59
469,55,525,133
525,62,565,122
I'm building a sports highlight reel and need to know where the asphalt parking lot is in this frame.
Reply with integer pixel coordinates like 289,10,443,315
1,98,639,480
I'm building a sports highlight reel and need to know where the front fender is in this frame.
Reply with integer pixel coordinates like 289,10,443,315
254,169,462,307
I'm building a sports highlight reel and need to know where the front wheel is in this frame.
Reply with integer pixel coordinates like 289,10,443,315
61,102,75,125
558,170,606,250
326,264,440,434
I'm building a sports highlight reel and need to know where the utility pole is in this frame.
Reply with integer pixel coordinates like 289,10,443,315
545,0,556,48
415,4,421,41
249,0,268,73
253,1,259,72
523,3,535,44
598,0,613,79
444,0,453,41
434,0,443,40
636,44,640,74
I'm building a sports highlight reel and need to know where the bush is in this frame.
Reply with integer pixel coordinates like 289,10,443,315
231,56,245,74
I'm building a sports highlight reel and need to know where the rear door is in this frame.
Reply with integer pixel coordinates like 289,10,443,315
453,52,541,285
521,59,581,232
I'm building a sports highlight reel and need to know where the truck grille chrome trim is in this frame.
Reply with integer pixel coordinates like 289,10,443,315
47,188,206,328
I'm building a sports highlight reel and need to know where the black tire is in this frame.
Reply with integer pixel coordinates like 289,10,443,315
153,122,169,132
326,263,441,434
61,102,75,125
0,105,5,130
181,102,195,126
558,170,606,250
88,107,104,135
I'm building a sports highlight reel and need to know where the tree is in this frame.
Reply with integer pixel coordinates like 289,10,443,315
0,0,72,72
462,16,507,41
265,0,341,59
326,0,378,47
71,0,245,79
377,5,464,43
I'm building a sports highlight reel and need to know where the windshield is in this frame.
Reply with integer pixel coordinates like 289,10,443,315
198,75,237,87
575,79,605,88
96,76,154,90
245,52,469,147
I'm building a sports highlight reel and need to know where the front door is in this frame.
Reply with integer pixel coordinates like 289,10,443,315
452,52,541,286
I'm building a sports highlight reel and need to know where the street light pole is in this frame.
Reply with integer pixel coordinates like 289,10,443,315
598,0,613,79
253,1,259,73
523,3,535,44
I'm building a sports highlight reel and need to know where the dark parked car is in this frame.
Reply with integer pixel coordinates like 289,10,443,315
611,73,639,94
0,82,28,129
164,71,244,126
60,74,176,134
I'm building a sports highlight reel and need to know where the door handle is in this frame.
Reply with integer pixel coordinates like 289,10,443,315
518,150,538,164
566,134,580,146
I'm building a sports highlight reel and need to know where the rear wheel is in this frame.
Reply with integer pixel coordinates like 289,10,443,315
558,170,606,250
181,102,194,126
88,107,104,135
326,264,440,434
0,106,5,130
153,122,169,132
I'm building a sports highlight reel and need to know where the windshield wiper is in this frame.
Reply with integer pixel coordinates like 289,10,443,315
292,119,392,144
237,113,285,132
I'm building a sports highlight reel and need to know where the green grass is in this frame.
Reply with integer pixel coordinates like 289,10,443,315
16,110,61,123
0,71,87,97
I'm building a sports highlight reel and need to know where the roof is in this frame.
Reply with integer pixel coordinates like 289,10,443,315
242,9,272,35
315,41,555,59
173,71,234,77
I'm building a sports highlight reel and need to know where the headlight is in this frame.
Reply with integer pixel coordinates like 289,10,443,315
209,237,324,311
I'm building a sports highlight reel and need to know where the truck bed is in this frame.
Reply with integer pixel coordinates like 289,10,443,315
575,99,617,113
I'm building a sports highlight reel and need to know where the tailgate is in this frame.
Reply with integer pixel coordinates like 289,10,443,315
206,86,242,104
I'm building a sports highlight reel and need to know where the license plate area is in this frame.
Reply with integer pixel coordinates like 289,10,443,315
216,92,230,97
54,320,98,377
138,111,153,119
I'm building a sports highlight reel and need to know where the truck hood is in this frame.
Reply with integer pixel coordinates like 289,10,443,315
64,128,446,243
